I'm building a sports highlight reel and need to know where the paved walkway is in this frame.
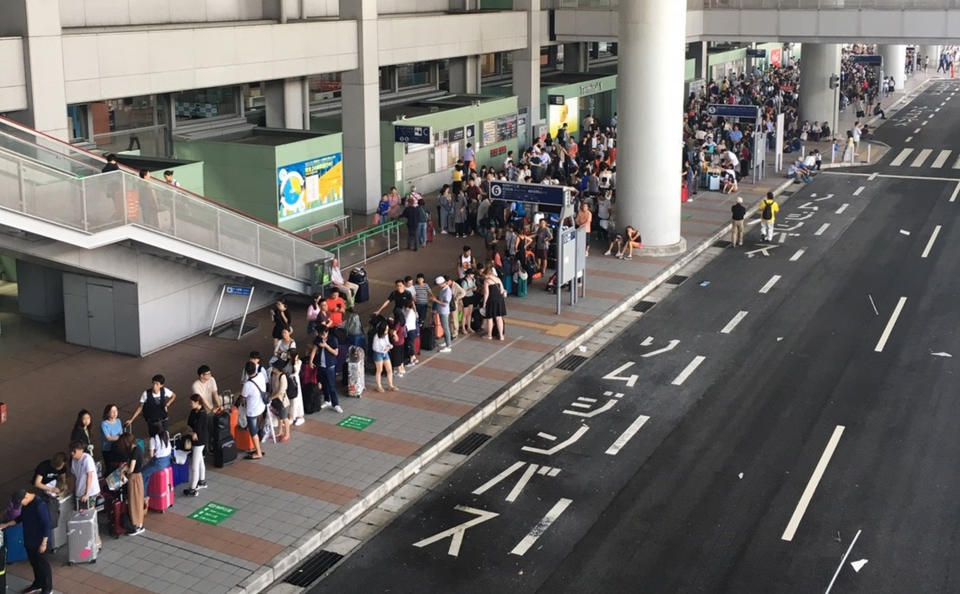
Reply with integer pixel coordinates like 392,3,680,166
0,73,935,594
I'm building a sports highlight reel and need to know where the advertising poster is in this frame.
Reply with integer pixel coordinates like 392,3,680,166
548,97,579,139
277,152,343,221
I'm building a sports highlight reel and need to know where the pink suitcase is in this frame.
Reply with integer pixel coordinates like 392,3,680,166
147,466,174,512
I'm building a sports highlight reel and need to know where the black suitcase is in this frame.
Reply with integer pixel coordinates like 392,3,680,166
350,268,370,303
302,383,321,414
214,437,237,468
213,411,231,438
420,328,435,351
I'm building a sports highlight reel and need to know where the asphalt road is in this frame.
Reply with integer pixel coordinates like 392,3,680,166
310,82,959,594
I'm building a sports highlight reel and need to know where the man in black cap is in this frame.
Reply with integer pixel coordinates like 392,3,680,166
0,489,52,594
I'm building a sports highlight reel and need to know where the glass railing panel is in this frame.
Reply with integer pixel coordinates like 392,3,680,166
217,210,261,266
22,163,84,228
80,172,127,232
258,226,297,278
0,119,105,175
173,192,219,251
0,157,20,211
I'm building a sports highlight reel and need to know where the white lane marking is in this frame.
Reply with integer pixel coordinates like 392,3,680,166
671,356,706,386
452,336,522,383
472,461,525,495
905,136,913,143
950,181,960,202
852,186,865,196
414,506,499,556
563,399,616,418
936,107,941,112
822,171,960,182
868,294,879,316
522,424,589,455
911,148,933,167
789,248,805,261
835,203,850,214
928,113,936,118
815,223,830,236
922,120,929,126
868,172,879,181
509,498,572,556
641,339,680,358
547,467,561,477
778,232,787,244
889,148,914,166
569,402,592,409
921,225,942,258
825,529,863,594
505,463,539,502
576,397,597,403
781,425,846,542
942,101,947,106
914,127,921,133
640,336,654,346
721,310,749,334
875,296,908,352
758,275,781,294
537,432,556,441
605,414,650,456
932,149,952,168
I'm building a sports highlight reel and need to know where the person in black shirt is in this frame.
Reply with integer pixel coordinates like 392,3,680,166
70,409,94,455
730,196,747,247
1,489,52,594
32,453,67,497
101,153,119,173
118,433,145,535
183,395,209,497
375,279,410,322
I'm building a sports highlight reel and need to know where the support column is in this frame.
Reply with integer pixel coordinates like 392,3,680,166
563,42,588,73
920,45,940,69
513,0,541,146
4,0,68,139
617,0,685,255
881,44,906,90
340,0,381,214
263,77,308,129
449,57,482,94
799,43,840,140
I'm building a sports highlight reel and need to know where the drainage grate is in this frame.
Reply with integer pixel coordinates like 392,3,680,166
633,300,656,313
713,240,732,248
665,274,688,285
284,550,344,587
555,354,588,371
451,432,492,455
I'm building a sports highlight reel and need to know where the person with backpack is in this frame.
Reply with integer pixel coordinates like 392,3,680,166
240,361,267,460
269,362,292,442
759,191,779,243
310,325,342,413
285,348,305,426
127,374,177,433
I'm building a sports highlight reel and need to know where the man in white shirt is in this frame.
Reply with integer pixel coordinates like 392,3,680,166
241,361,267,459
329,258,358,307
70,442,100,507
852,121,862,149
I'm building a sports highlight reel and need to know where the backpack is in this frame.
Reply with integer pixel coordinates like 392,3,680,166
761,200,773,220
285,372,299,399
246,378,269,406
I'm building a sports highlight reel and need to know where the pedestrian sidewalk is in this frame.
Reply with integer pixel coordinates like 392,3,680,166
0,108,903,594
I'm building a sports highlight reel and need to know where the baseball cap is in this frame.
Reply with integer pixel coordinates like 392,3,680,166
435,276,446,285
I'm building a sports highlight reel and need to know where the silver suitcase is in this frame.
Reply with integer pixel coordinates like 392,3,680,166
49,495,72,550
67,509,99,565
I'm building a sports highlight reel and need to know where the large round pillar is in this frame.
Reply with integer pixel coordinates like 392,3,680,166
881,44,906,90
799,44,840,137
921,45,940,68
617,0,686,255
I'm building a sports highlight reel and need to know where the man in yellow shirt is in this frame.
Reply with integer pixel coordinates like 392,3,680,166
758,191,779,243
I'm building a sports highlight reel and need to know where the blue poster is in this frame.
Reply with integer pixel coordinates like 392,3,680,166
277,152,343,221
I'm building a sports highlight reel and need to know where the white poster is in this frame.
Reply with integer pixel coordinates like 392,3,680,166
775,112,785,173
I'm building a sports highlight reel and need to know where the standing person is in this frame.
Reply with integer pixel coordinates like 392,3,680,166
182,395,208,497
575,202,593,257
32,453,67,498
273,326,296,365
70,409,94,455
416,194,429,247
371,322,398,393
285,348,305,426
453,189,468,238
162,170,180,187
325,288,347,328
269,362,292,442
127,374,176,433
438,184,454,234
270,300,290,350
306,293,323,336
70,441,101,513
100,404,124,468
388,316,407,379
0,490,52,594
596,192,612,243
429,276,453,353
463,142,476,172
240,362,266,461
459,269,478,335
117,433,145,535
191,365,221,413
403,198,420,251
481,269,507,341
139,421,172,494
730,196,746,247
457,245,477,280
402,300,420,366
413,273,431,324
101,153,120,173
758,191,779,243
534,218,553,275
374,279,410,322
310,326,342,413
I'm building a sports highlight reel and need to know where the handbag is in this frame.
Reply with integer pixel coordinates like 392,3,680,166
105,466,128,491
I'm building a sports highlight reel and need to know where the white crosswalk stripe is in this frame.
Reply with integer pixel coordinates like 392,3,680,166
932,150,952,168
890,148,914,166
911,149,933,167
886,147,960,169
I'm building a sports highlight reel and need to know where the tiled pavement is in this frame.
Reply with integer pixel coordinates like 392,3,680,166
0,75,931,592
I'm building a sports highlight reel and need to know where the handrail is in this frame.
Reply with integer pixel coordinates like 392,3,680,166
320,219,405,269
321,219,405,251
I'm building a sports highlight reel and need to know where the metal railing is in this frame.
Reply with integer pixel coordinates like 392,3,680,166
320,219,405,270
549,0,960,9
0,118,106,176
0,148,331,287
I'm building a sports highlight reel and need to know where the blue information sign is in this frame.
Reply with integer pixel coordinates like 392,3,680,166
706,104,760,120
394,125,431,144
488,180,567,206
226,285,252,296
745,49,767,58
850,54,883,66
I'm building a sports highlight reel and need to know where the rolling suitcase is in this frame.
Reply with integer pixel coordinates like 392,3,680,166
516,274,528,297
350,268,370,303
49,495,72,550
433,311,444,339
106,491,132,538
172,460,190,486
420,328,435,351
0,544,5,592
347,347,365,397
214,436,237,467
147,466,174,512
1,525,25,563
67,509,98,565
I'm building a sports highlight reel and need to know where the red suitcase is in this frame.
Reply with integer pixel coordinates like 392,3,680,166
106,492,131,538
147,466,174,513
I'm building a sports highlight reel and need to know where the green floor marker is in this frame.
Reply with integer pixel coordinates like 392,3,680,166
189,502,237,526
338,415,375,430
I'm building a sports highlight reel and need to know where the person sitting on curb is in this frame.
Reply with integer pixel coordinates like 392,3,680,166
604,226,642,260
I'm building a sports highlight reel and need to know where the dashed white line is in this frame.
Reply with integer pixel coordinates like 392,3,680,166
452,336,522,383
781,425,846,542
852,186,865,196
789,248,805,261
928,113,936,118
604,414,650,456
950,182,960,202
509,498,572,556
721,310,749,334
875,296,908,352
936,107,941,112
758,274,781,294
905,136,913,143
914,127,921,134
921,225,942,258
922,120,929,126
815,223,830,236
825,529,863,594
671,356,706,386
868,172,879,181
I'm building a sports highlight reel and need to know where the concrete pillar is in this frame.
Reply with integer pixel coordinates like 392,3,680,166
617,0,685,254
920,45,940,68
340,0,381,214
563,43,588,73
449,57,482,94
3,0,68,139
264,77,308,129
881,44,906,90
799,44,840,140
513,0,541,147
